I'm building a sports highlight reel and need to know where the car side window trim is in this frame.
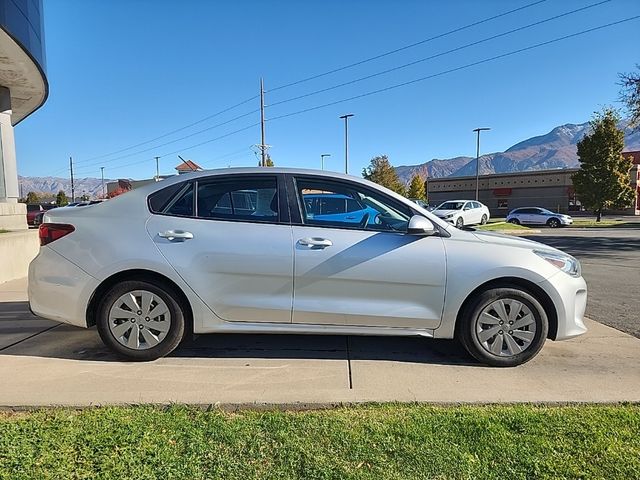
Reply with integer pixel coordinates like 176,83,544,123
150,174,290,226
287,174,447,236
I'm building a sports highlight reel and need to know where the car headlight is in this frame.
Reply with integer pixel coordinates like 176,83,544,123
533,249,581,277
444,213,454,219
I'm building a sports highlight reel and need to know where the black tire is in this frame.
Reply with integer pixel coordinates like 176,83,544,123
508,218,520,225
480,214,488,225
455,217,464,229
97,280,186,361
547,218,561,228
457,287,548,367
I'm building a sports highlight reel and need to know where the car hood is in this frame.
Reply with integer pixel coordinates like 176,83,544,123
470,230,562,253
432,209,459,217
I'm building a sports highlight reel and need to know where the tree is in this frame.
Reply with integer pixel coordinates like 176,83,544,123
25,191,39,204
80,193,90,202
619,64,640,130
258,154,274,167
572,108,635,222
407,174,426,200
362,155,406,196
55,190,69,207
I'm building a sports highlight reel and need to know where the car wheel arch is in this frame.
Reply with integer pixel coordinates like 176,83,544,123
454,276,558,341
86,269,194,334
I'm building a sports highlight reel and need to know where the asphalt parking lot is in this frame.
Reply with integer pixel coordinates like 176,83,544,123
524,226,640,338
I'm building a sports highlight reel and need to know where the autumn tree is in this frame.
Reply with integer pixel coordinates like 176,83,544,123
619,64,640,130
55,190,69,206
572,108,635,221
258,154,274,167
362,155,406,196
25,191,39,204
407,174,426,200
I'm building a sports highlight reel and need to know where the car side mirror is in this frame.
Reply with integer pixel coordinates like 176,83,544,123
407,215,436,235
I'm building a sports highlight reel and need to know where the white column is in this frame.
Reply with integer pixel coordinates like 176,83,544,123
0,110,18,203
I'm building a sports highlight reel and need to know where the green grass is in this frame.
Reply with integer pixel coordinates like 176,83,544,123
0,229,9,234
1,404,639,479
569,219,640,228
476,221,530,231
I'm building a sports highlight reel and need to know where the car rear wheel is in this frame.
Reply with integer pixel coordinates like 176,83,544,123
97,280,186,361
547,218,561,228
480,214,488,225
457,287,548,367
455,217,464,229
508,218,520,225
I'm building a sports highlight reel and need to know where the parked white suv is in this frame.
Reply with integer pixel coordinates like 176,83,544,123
432,200,490,228
507,208,573,228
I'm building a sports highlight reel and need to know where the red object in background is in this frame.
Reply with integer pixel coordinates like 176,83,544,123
25,204,43,225
492,188,512,196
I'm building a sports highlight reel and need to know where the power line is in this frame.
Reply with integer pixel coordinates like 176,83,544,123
73,95,258,165
267,0,549,92
70,109,259,172
265,15,640,124
71,15,640,178
268,0,612,108
73,124,260,175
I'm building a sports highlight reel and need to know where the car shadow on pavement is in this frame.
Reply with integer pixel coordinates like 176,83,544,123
0,302,480,366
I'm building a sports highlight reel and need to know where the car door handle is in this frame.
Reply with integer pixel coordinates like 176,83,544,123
297,237,333,248
158,230,194,241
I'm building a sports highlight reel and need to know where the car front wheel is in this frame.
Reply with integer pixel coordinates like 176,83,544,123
97,280,186,361
455,217,464,228
508,218,520,225
458,287,548,367
547,218,561,228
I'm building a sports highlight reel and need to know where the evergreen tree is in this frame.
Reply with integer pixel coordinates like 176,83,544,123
362,155,406,196
55,190,69,207
258,154,274,167
572,108,635,221
25,191,39,204
407,174,426,200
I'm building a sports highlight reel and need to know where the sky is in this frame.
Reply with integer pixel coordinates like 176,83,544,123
15,0,640,180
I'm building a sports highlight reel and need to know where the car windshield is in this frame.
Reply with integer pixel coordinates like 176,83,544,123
436,201,464,210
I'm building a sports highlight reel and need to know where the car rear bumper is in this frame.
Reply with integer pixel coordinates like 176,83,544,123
539,273,587,341
28,246,98,328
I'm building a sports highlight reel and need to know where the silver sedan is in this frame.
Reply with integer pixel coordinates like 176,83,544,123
29,168,587,366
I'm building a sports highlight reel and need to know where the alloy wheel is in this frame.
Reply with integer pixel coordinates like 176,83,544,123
475,298,537,357
108,290,171,350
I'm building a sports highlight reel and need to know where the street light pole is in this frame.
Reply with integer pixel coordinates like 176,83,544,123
154,156,160,181
473,127,491,201
320,153,331,170
100,166,105,198
339,114,354,174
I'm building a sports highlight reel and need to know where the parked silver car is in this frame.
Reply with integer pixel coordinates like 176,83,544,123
507,207,573,228
29,168,587,366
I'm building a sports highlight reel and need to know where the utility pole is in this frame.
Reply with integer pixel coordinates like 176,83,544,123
259,77,267,167
320,153,331,170
154,156,160,181
100,166,105,198
473,127,491,201
69,156,75,202
339,114,354,174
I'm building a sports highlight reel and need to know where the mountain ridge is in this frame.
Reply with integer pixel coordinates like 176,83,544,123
395,121,640,183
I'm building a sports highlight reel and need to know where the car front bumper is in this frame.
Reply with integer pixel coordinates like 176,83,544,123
538,272,587,341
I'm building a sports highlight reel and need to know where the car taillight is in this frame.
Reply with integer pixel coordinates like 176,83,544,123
39,223,75,246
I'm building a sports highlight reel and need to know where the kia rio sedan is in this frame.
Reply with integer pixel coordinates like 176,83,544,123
29,168,587,367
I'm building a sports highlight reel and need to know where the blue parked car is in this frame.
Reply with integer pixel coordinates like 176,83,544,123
302,193,380,227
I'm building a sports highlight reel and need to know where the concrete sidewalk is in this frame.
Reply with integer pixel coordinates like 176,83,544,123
1,277,639,407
